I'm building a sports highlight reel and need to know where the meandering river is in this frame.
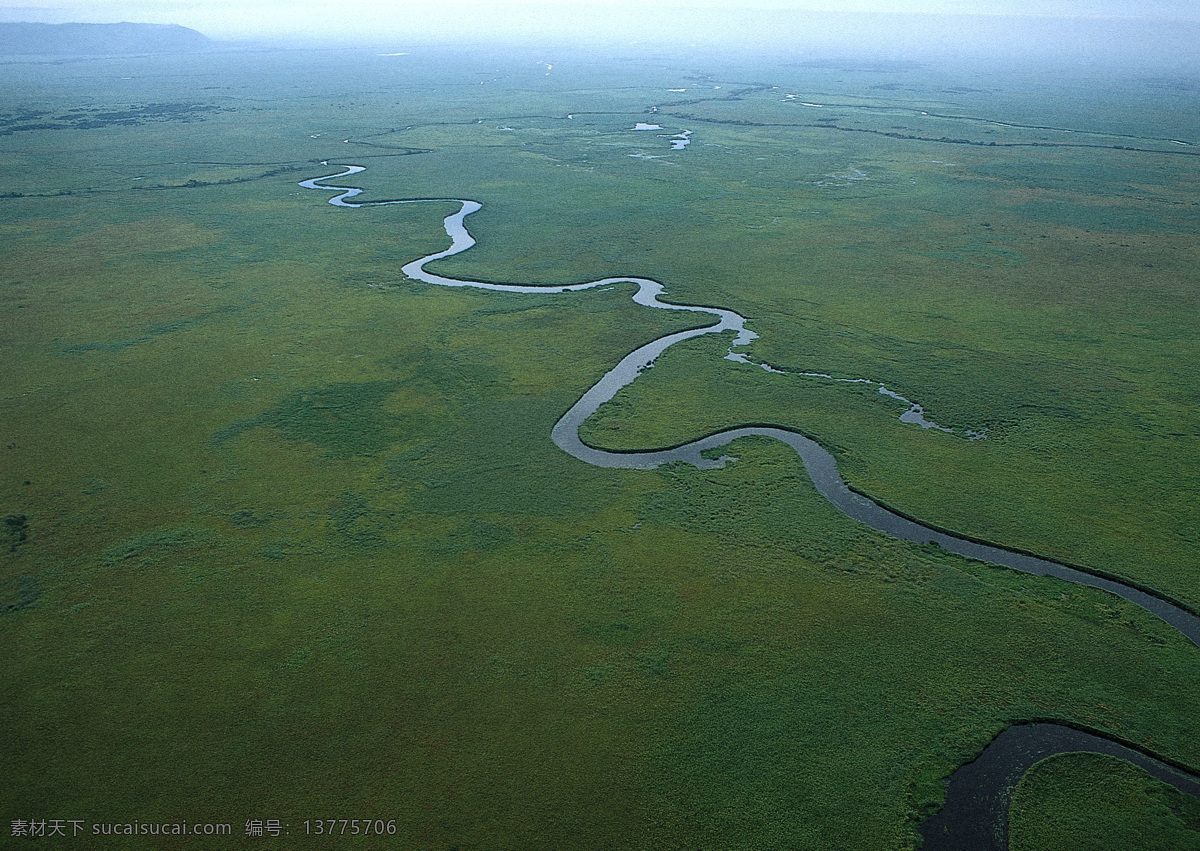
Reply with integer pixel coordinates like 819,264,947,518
300,165,1200,846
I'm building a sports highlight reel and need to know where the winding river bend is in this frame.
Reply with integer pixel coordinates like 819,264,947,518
920,722,1200,850
300,165,1200,845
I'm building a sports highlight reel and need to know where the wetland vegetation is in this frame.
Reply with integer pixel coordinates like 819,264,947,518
1,40,1198,848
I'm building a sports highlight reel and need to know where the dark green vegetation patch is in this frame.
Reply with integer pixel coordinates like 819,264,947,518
259,381,407,458
3,513,28,552
0,103,224,137
214,381,416,458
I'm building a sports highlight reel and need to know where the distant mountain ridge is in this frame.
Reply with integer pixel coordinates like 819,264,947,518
0,22,211,56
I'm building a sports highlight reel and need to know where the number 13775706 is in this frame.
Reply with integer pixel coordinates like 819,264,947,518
304,820,396,836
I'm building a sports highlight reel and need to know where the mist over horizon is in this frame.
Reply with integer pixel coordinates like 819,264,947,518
0,0,1198,72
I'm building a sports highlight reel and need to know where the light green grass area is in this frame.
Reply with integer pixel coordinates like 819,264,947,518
1,45,1198,848
1010,752,1200,850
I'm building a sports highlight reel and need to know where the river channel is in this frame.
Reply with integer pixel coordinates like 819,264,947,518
301,165,1200,847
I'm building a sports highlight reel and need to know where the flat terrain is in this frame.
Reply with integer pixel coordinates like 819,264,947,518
1,44,1198,848
1010,752,1200,849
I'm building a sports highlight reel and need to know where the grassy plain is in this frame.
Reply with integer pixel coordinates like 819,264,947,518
1,44,1198,848
1009,752,1200,850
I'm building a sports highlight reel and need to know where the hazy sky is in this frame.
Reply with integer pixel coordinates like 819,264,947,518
2,0,1198,52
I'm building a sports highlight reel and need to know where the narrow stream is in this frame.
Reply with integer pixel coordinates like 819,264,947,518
919,722,1200,850
300,165,1200,846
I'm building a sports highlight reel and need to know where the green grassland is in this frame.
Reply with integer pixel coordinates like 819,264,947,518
1010,752,1200,850
2,45,1199,848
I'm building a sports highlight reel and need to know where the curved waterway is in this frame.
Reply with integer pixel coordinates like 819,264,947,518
920,722,1200,850
300,165,1200,843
